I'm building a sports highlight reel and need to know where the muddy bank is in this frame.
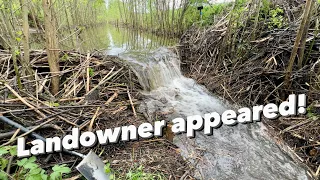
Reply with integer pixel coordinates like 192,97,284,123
0,50,190,179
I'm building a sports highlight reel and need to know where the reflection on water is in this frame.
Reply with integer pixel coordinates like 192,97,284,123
31,24,177,54
104,26,177,55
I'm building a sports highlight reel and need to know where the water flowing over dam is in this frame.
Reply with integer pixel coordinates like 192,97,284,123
118,47,309,179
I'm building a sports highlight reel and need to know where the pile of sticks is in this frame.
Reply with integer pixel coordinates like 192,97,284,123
0,49,191,179
179,0,320,178
0,50,140,121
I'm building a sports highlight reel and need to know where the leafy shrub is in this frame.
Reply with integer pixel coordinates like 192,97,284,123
0,146,71,180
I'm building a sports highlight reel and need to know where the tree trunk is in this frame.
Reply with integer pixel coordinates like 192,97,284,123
297,0,315,68
43,0,60,95
20,0,33,78
284,0,313,89
1,1,23,89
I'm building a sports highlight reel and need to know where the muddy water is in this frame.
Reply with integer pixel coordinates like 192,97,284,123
117,48,309,179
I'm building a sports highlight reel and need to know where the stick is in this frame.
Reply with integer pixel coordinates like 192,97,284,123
88,91,119,131
0,124,61,139
112,106,127,115
88,107,101,132
37,74,49,94
86,53,90,93
127,87,137,118
1,117,55,147
6,129,20,174
59,97,84,102
0,110,67,146
57,115,78,127
65,174,82,180
79,67,123,104
1,82,46,118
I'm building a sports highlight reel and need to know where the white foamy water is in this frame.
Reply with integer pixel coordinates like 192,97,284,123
119,47,309,180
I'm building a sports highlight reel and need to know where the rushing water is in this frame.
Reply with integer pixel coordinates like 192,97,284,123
34,24,309,179
117,48,309,179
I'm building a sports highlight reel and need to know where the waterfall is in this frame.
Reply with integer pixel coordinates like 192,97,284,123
121,47,182,90
119,47,309,180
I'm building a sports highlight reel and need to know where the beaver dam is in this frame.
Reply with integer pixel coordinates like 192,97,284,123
0,48,190,179
0,0,320,179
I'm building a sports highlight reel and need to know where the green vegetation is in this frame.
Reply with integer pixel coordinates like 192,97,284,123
105,163,165,180
0,146,71,180
105,0,234,35
307,105,320,121
126,166,165,180
105,0,289,36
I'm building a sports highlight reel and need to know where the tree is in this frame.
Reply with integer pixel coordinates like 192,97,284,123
43,0,60,95
20,0,34,78
284,0,313,89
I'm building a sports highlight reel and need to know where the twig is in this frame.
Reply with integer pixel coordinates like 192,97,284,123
0,124,62,139
64,174,82,180
88,91,118,131
88,107,101,132
86,53,91,93
6,129,19,174
1,82,46,118
0,110,67,147
127,87,137,118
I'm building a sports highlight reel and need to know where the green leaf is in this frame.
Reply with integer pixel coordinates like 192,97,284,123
49,172,60,180
50,164,71,179
0,148,8,156
89,68,95,77
46,102,60,107
16,31,23,36
52,164,71,174
9,146,17,156
104,163,112,174
15,49,20,56
16,37,21,42
41,170,48,180
0,171,8,180
0,158,8,170
61,54,70,62
53,103,60,107
17,158,28,166
28,156,36,163
7,94,16,99
29,167,42,175
17,156,38,169
26,174,43,180
24,162,38,170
